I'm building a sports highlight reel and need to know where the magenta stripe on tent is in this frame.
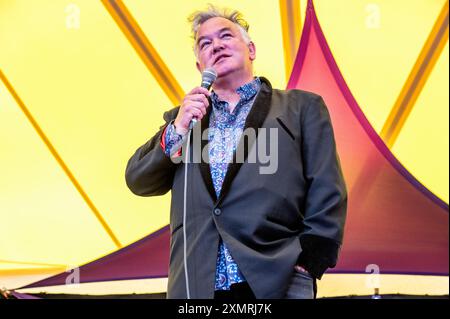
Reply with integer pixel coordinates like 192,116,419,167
20,225,170,289
288,0,448,275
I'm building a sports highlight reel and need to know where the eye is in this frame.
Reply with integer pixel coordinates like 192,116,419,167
200,40,211,50
221,33,233,39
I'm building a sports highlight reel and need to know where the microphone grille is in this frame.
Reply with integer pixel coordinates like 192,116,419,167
201,68,217,89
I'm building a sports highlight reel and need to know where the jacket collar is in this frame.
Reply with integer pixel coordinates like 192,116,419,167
199,77,273,205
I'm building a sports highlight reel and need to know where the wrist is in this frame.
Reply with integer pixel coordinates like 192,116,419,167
173,121,188,136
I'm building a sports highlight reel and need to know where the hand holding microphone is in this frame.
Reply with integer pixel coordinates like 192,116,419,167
173,68,217,135
176,68,216,300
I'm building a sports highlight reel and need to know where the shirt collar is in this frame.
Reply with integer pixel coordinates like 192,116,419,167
211,77,261,111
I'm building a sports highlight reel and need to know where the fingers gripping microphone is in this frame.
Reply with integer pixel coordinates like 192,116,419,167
189,68,217,129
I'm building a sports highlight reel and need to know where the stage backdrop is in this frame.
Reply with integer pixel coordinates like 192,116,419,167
1,0,448,295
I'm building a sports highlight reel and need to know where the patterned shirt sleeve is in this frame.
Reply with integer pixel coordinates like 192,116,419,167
160,121,184,158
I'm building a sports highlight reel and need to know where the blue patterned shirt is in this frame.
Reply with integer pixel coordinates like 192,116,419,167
163,77,261,290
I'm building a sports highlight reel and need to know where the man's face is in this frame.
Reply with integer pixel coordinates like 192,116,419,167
195,17,256,79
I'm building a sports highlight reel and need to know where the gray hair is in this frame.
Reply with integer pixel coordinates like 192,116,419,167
188,4,251,55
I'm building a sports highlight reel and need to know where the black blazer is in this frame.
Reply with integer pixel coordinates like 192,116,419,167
125,77,347,298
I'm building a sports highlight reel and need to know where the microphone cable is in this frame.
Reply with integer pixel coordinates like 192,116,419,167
183,124,193,299
181,67,217,299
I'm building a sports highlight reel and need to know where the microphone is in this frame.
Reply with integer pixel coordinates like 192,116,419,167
200,67,217,90
183,67,217,299
189,68,217,129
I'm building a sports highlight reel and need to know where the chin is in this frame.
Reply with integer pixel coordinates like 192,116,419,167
214,66,236,78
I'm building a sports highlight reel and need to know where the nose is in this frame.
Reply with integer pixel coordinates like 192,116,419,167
212,37,224,54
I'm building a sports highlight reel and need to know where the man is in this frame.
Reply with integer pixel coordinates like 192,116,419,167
125,5,347,299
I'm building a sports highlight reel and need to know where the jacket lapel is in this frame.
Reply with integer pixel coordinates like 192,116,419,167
197,77,273,205
199,96,217,202
198,77,273,206
217,78,272,206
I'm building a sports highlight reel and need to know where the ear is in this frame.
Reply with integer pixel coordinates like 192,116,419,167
248,41,256,61
196,61,201,72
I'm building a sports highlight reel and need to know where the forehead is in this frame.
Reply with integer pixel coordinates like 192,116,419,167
196,17,239,40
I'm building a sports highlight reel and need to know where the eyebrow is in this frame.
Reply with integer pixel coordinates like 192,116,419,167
196,27,233,45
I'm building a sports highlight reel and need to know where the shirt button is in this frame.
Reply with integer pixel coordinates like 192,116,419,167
213,208,222,216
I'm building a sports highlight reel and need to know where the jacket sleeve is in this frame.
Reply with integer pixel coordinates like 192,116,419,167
125,107,180,196
296,94,348,279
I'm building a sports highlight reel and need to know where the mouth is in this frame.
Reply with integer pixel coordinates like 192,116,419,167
213,54,230,65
